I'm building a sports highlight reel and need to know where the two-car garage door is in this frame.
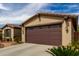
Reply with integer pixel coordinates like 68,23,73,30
25,24,62,46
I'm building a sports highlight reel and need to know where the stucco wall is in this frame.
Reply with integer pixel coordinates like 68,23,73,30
25,15,63,27
22,27,25,42
62,19,72,46
2,26,14,41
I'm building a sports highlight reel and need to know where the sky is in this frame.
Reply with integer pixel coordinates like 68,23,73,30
0,3,79,27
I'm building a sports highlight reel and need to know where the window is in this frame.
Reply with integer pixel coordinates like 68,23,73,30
4,29,11,37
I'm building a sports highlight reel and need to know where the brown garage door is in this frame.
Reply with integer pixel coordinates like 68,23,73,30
25,24,62,46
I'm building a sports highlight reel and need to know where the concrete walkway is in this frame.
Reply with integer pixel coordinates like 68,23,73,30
0,43,53,56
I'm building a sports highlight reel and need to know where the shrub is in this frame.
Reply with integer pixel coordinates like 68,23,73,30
71,39,79,49
47,46,79,56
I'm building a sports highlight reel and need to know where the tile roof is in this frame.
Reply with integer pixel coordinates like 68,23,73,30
21,12,78,25
2,24,21,29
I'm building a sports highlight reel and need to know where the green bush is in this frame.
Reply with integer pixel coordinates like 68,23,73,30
47,46,79,56
71,39,79,49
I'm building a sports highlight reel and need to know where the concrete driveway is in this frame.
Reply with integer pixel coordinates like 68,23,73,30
0,43,53,56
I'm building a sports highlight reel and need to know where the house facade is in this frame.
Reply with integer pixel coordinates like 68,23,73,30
21,13,78,46
2,24,21,41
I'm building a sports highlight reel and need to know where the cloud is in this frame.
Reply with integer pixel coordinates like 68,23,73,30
0,3,79,24
0,14,31,24
0,4,10,10
0,3,48,24
10,3,48,16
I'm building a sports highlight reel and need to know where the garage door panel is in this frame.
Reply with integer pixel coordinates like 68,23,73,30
26,24,62,46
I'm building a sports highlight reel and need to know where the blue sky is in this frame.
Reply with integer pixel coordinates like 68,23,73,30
0,3,79,25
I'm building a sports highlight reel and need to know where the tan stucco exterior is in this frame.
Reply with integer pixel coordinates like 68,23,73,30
24,15,63,27
2,26,14,41
22,26,25,42
62,19,72,46
21,13,77,46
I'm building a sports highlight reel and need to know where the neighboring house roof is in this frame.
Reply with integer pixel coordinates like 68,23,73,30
21,12,78,25
2,24,21,29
